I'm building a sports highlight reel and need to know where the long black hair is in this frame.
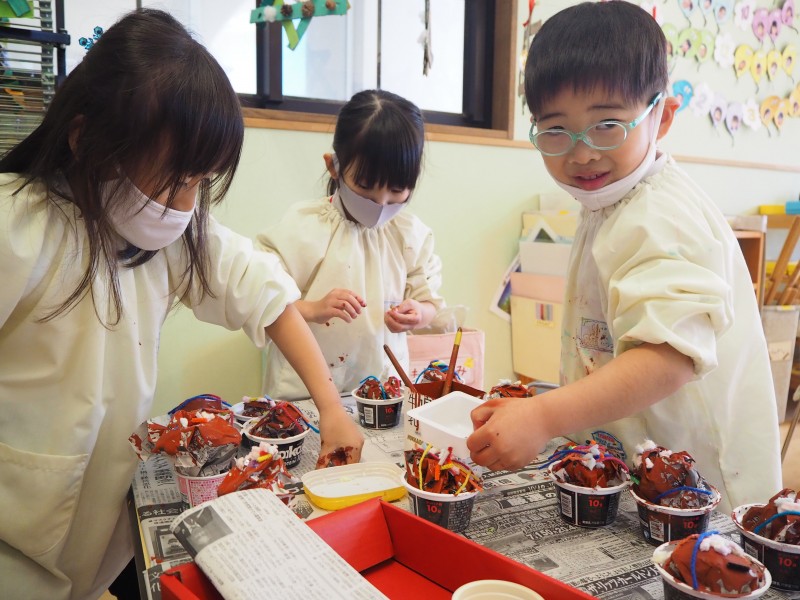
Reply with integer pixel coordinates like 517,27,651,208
327,89,424,196
0,8,244,324
524,2,668,117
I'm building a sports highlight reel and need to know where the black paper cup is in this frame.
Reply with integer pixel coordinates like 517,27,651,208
401,473,477,533
732,503,800,592
630,486,720,546
652,539,771,599
352,387,407,430
548,466,628,527
242,419,309,468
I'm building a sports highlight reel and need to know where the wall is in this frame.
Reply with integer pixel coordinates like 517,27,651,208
63,1,800,416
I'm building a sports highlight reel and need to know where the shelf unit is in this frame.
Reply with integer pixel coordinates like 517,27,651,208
0,0,69,154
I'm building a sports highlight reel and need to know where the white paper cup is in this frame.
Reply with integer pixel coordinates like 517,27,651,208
175,470,228,508
732,503,800,592
241,418,310,468
401,473,478,533
652,539,771,599
452,579,545,600
548,465,629,528
630,486,720,546
351,386,407,430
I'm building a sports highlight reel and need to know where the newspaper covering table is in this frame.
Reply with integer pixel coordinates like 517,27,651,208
131,397,798,600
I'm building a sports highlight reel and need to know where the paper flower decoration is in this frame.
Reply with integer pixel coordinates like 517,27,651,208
767,49,782,79
760,96,781,127
663,23,679,57
775,99,791,129
790,86,800,116
783,0,796,26
725,101,744,135
734,44,754,77
752,8,769,43
750,50,766,84
714,0,734,25
768,9,783,43
678,0,696,19
734,0,755,31
709,94,728,127
690,82,714,116
742,98,762,129
673,80,694,111
714,32,736,68
677,28,700,59
785,45,798,76
700,0,715,17
697,30,715,62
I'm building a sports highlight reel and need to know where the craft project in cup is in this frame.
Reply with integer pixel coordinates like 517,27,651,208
129,404,241,507
732,488,800,592
352,375,407,429
652,532,771,599
543,442,630,528
630,440,720,546
402,445,483,533
241,399,314,469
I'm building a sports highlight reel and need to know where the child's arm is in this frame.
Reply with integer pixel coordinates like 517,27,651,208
466,342,694,470
384,298,436,332
294,289,366,324
265,303,364,465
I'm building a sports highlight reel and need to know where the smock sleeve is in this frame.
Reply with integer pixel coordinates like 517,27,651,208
0,177,52,329
255,200,331,293
397,213,445,312
167,216,300,348
595,185,734,377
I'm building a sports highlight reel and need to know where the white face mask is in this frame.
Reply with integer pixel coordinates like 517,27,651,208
104,178,195,251
332,154,406,228
550,99,666,211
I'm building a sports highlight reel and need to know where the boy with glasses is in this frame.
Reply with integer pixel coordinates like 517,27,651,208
468,1,780,513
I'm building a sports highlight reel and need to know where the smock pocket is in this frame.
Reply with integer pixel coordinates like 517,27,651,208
0,441,88,558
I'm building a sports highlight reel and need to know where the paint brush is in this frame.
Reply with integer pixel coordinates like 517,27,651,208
441,327,463,396
383,344,417,394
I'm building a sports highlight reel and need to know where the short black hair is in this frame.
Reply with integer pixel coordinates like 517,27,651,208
524,1,668,117
328,89,424,196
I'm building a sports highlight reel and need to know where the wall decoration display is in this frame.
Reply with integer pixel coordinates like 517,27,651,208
657,0,799,146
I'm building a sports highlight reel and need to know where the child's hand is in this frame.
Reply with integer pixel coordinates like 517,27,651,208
302,289,366,324
315,407,364,468
466,397,548,471
384,298,424,333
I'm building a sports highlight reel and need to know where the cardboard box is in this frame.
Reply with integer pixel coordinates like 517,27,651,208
511,295,562,383
160,499,594,600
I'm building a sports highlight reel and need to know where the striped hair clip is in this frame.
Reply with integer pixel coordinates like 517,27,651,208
79,26,103,51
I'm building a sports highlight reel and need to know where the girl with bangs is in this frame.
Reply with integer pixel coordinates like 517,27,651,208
259,90,447,400
0,9,362,599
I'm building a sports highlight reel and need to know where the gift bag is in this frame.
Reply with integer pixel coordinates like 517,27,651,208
406,329,485,390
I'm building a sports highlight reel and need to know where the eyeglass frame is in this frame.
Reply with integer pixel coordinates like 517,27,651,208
528,92,664,157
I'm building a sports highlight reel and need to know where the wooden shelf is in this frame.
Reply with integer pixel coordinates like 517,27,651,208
767,214,799,229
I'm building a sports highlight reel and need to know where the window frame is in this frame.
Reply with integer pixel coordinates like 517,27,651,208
239,0,518,143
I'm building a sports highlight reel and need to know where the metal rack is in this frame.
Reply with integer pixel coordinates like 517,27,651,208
0,0,69,154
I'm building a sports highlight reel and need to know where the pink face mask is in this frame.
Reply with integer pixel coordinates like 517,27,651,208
333,154,407,228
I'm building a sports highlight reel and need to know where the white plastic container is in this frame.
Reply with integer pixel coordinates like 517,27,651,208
406,391,485,459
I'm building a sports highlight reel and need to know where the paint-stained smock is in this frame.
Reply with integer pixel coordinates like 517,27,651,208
562,156,781,513
0,173,300,599
257,194,445,400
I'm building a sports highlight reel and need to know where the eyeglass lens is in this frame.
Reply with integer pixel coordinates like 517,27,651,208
535,122,628,155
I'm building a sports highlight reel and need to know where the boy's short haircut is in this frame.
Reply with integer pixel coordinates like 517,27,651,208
525,1,668,117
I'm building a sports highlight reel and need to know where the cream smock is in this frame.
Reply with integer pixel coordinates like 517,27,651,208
257,194,445,400
563,156,782,514
0,174,300,600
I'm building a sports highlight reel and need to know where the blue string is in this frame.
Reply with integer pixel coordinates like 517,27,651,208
358,375,388,399
690,530,720,590
753,510,800,535
168,394,231,414
653,486,713,502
